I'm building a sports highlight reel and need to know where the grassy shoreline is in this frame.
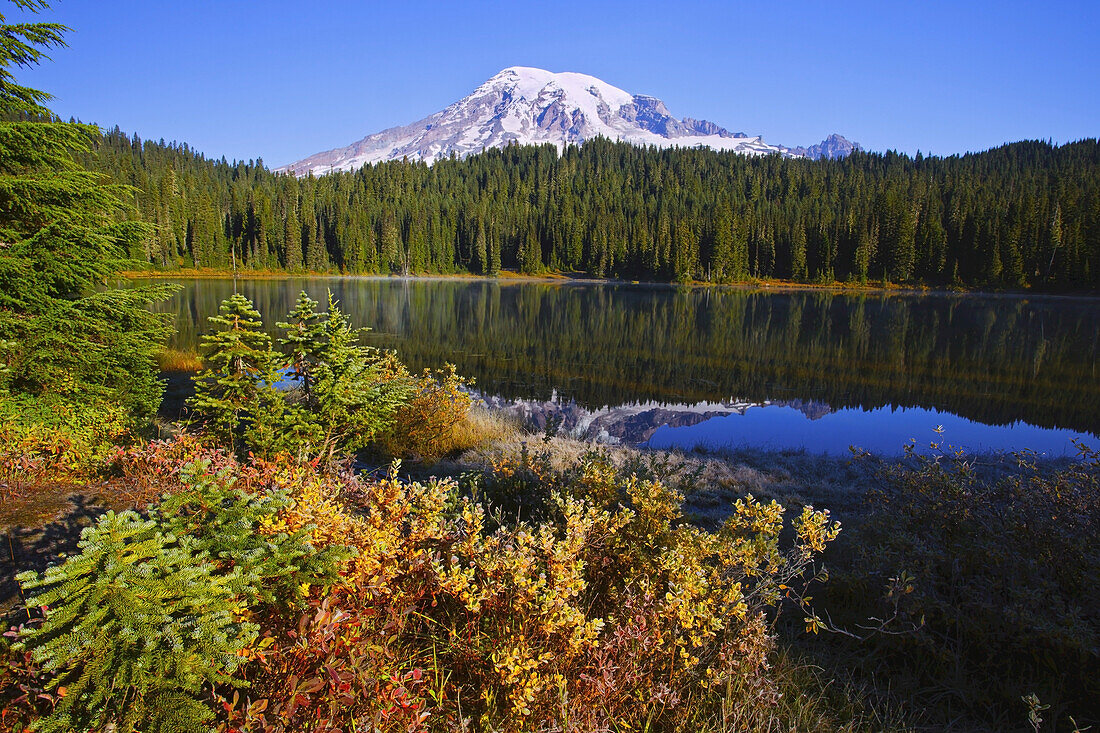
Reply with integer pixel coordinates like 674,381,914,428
118,266,926,295
118,266,1100,299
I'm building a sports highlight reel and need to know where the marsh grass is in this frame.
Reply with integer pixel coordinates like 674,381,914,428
453,435,872,528
689,647,913,733
154,347,203,372
447,404,524,455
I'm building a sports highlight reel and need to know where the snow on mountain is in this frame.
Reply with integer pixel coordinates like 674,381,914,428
278,67,858,175
786,133,863,160
478,392,835,446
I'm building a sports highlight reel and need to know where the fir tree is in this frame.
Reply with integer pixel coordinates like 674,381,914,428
0,0,176,419
16,510,257,733
276,290,325,402
310,293,412,460
790,222,808,281
188,293,282,451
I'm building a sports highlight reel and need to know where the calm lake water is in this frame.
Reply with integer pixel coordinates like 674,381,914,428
147,277,1100,456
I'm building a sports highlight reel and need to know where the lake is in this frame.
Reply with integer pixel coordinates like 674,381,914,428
147,277,1100,456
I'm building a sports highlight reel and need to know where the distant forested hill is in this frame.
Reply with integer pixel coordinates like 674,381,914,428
82,130,1100,290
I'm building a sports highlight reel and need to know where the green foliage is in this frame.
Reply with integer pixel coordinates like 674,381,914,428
188,293,282,450
14,459,348,733
0,1,66,116
242,395,323,461
0,391,130,482
155,463,348,606
818,442,1100,728
0,0,175,420
4,285,178,415
190,291,412,461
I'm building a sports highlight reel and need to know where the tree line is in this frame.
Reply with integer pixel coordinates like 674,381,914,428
85,129,1100,289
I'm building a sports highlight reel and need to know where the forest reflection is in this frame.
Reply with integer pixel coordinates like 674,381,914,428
150,278,1100,436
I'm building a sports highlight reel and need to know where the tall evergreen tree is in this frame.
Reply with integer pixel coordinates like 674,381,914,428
0,0,175,420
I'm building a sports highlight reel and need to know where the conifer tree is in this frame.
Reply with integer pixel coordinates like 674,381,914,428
282,186,303,270
0,0,175,419
790,222,809,281
65,118,1100,290
188,293,282,451
16,510,257,733
276,290,324,402
310,293,412,460
305,215,328,271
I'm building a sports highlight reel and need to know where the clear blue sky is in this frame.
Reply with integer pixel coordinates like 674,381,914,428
11,0,1099,167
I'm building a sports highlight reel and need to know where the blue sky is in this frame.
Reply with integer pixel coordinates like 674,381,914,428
12,0,1099,167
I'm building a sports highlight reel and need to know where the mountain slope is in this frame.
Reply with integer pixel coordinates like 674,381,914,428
278,67,858,175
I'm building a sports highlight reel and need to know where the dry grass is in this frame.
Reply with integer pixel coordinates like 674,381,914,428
155,348,203,373
451,434,873,528
444,404,524,455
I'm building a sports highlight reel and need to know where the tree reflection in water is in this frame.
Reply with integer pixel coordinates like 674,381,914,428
150,278,1100,450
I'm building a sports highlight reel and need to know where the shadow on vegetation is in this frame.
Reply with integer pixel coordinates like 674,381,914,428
1,494,104,619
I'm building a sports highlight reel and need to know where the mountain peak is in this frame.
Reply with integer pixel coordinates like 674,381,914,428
278,68,860,175
787,133,863,160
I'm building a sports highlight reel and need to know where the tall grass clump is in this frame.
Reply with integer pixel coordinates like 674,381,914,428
154,347,203,373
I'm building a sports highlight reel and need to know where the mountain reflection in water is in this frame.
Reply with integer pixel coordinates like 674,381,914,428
148,277,1100,455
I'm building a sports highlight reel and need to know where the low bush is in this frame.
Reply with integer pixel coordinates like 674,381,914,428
4,444,841,732
0,394,130,494
218,448,840,731
815,442,1100,729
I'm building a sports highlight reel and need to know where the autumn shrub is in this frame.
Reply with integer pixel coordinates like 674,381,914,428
218,449,839,732
9,459,349,733
376,364,474,461
0,394,130,495
818,442,1100,729
105,433,317,510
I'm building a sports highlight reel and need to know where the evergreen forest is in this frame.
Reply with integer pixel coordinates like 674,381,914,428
84,129,1100,289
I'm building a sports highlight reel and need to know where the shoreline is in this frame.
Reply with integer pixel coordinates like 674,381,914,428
117,267,1100,299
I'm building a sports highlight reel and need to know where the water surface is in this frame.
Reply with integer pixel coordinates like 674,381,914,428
148,277,1100,456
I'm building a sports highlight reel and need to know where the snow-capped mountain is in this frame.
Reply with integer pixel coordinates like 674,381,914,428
787,133,863,160
278,67,859,175
478,393,835,446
